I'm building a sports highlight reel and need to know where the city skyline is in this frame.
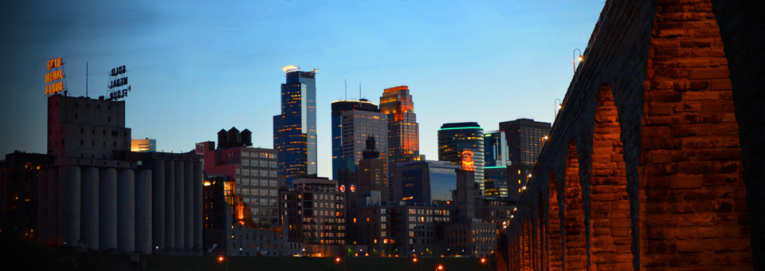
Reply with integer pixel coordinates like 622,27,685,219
0,0,605,179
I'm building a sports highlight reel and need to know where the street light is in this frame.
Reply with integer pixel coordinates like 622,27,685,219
436,264,444,271
217,255,228,271
336,257,346,271
573,48,583,73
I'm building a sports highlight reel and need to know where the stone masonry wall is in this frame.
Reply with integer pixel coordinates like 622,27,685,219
500,0,758,270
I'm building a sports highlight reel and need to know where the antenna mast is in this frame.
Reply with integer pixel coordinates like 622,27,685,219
85,62,89,97
345,80,347,100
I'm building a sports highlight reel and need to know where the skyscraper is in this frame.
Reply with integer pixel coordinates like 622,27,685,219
499,118,551,201
483,131,510,198
438,122,485,193
330,99,384,180
380,86,420,201
499,118,550,166
274,65,318,185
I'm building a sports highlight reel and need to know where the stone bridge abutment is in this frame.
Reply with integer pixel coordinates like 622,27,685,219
500,0,762,270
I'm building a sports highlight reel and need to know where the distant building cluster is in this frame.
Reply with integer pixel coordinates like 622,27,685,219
1,65,550,260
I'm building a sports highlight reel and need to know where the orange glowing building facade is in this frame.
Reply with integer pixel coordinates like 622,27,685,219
380,86,420,201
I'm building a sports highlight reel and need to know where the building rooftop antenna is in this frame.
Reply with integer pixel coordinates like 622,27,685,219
359,82,362,100
345,79,347,101
85,62,89,98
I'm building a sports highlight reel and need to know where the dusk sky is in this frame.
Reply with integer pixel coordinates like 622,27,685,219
1,0,604,177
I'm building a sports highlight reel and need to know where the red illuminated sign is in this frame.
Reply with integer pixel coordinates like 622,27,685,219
45,69,64,83
47,58,62,70
350,185,356,193
461,150,475,172
339,185,346,192
45,57,65,95
46,82,64,95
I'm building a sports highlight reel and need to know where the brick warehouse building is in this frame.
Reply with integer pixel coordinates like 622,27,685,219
500,0,765,270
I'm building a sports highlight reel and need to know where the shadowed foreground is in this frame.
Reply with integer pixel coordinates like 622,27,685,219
1,234,485,271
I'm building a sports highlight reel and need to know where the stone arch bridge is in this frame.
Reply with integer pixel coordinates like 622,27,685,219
499,0,763,270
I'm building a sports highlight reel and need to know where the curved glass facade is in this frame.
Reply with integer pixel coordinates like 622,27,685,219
438,122,484,192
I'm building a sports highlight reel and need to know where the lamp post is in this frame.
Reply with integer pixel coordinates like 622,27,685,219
218,255,228,271
413,256,423,271
336,257,345,271
554,98,562,118
573,48,583,73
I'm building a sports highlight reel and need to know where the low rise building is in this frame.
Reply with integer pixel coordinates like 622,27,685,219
281,177,347,246
445,219,497,258
197,129,282,229
202,175,296,257
0,151,47,238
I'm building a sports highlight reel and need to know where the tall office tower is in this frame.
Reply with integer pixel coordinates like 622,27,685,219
197,128,281,228
273,65,318,185
380,86,420,201
438,122,485,193
499,118,551,201
358,136,388,200
499,118,551,166
342,108,387,179
484,131,510,198
331,99,379,180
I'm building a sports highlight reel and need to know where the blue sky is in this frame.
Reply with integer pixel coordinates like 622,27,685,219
0,0,604,177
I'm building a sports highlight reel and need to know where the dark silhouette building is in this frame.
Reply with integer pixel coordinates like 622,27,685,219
0,151,47,238
358,136,387,199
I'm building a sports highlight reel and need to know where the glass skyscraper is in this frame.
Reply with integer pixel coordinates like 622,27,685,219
331,99,381,180
273,65,318,186
438,122,485,192
484,131,510,198
397,160,459,204
380,86,420,201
